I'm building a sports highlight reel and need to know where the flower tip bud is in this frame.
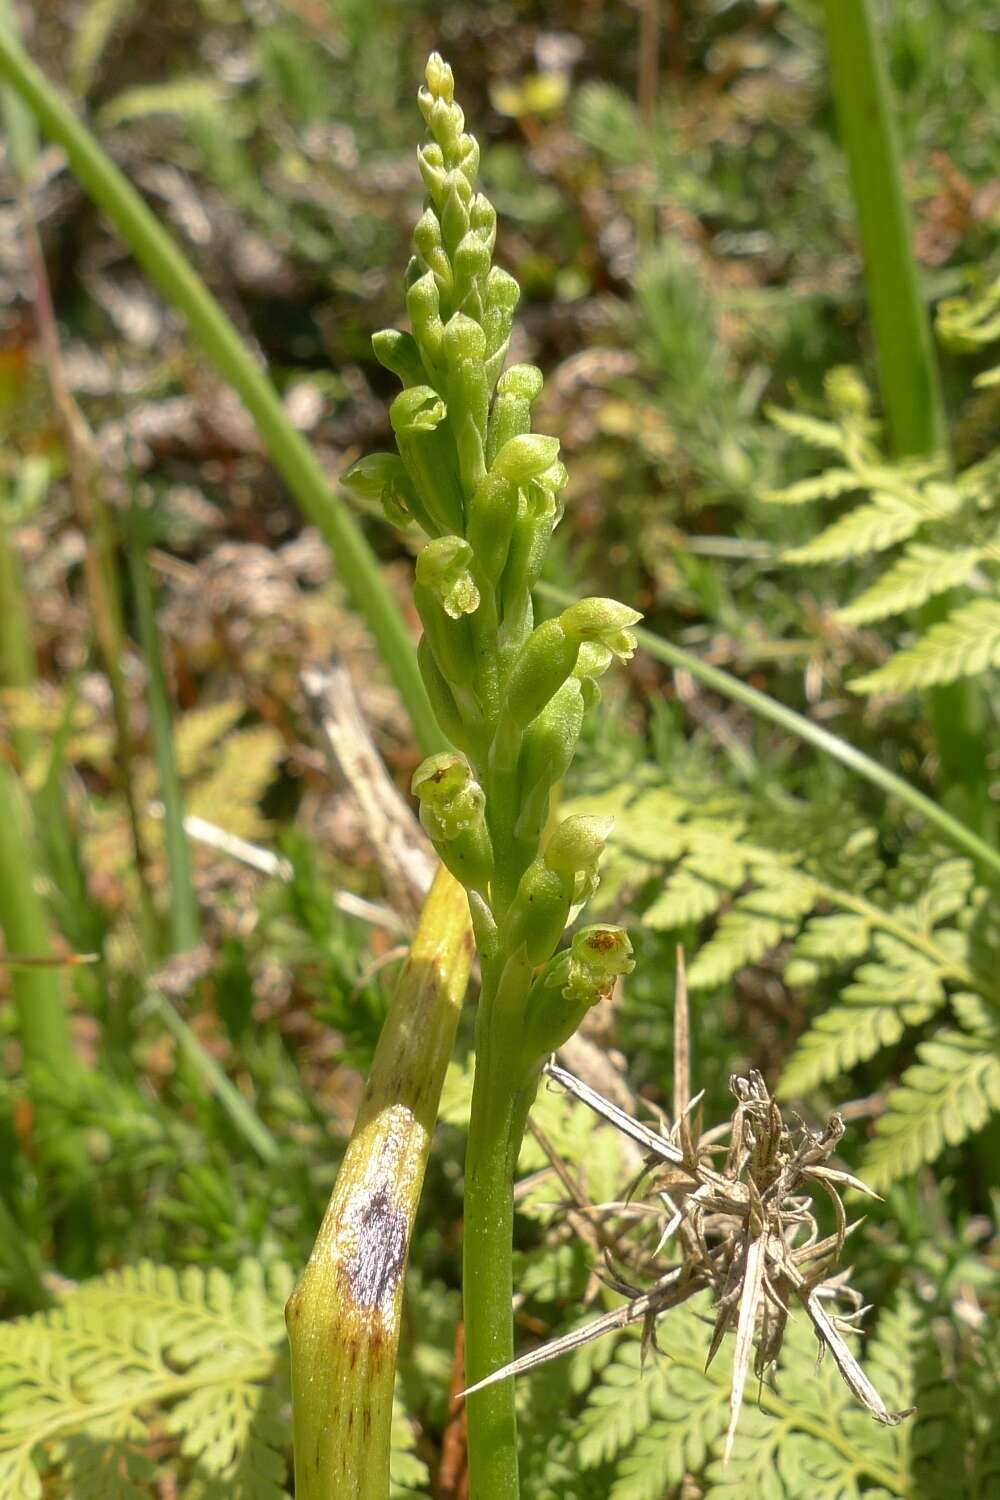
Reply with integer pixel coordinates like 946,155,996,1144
425,52,455,102
543,814,614,876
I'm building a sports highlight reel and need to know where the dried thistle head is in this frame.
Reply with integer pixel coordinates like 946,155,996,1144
461,958,914,1461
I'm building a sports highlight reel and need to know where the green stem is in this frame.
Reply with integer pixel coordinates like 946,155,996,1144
462,952,532,1500
822,0,990,836
0,26,443,758
822,0,944,457
536,581,1000,881
0,500,38,766
127,515,201,955
0,758,95,1273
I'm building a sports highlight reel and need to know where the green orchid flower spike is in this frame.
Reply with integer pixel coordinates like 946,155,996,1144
347,53,643,1497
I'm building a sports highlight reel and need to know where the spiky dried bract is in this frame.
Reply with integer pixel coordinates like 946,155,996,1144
462,1064,913,1455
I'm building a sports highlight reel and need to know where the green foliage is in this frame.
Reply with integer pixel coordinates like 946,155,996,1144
567,767,999,1185
0,1260,432,1498
761,370,1000,694
0,1260,292,1499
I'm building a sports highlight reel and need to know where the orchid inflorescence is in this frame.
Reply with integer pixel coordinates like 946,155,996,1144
342,54,640,1048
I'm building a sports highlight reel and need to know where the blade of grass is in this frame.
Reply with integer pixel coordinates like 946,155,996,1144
536,580,1000,881
822,0,990,837
0,25,443,757
126,505,201,954
145,989,279,1165
0,758,96,1273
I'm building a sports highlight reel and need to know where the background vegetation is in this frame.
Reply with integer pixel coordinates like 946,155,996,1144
0,1,997,1496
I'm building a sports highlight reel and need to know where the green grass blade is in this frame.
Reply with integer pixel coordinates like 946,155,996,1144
126,513,201,954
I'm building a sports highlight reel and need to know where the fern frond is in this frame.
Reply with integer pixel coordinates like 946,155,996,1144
764,406,847,451
836,543,983,624
760,468,860,505
174,700,247,778
783,491,943,565
0,1261,292,1500
686,870,815,991
779,935,951,1096
861,1029,1000,1189
575,1294,911,1500
850,598,1000,693
186,726,285,838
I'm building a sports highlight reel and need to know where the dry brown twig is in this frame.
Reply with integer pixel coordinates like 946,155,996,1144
461,952,914,1460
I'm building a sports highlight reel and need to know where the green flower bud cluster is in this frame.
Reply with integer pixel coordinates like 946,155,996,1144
357,55,642,1068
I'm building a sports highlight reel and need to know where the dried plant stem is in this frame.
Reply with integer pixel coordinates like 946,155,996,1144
286,866,473,1500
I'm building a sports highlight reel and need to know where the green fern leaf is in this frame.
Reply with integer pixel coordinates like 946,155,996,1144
861,1029,1000,1189
760,468,861,505
764,406,846,451
778,935,950,1096
850,598,1000,692
783,492,929,564
0,1261,292,1499
836,543,983,624
174,700,247,778
686,871,815,990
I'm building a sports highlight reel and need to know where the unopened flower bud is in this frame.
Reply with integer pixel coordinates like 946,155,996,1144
467,471,518,583
372,328,427,387
496,364,544,401
453,232,492,307
504,618,579,731
405,272,446,379
482,267,520,382
415,536,480,619
469,193,496,251
417,142,447,201
413,207,453,296
492,433,561,483
457,134,480,187
411,753,493,894
425,51,455,102
559,597,642,662
514,678,584,843
543,815,613,878
506,858,574,966
442,170,472,240
543,814,613,905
